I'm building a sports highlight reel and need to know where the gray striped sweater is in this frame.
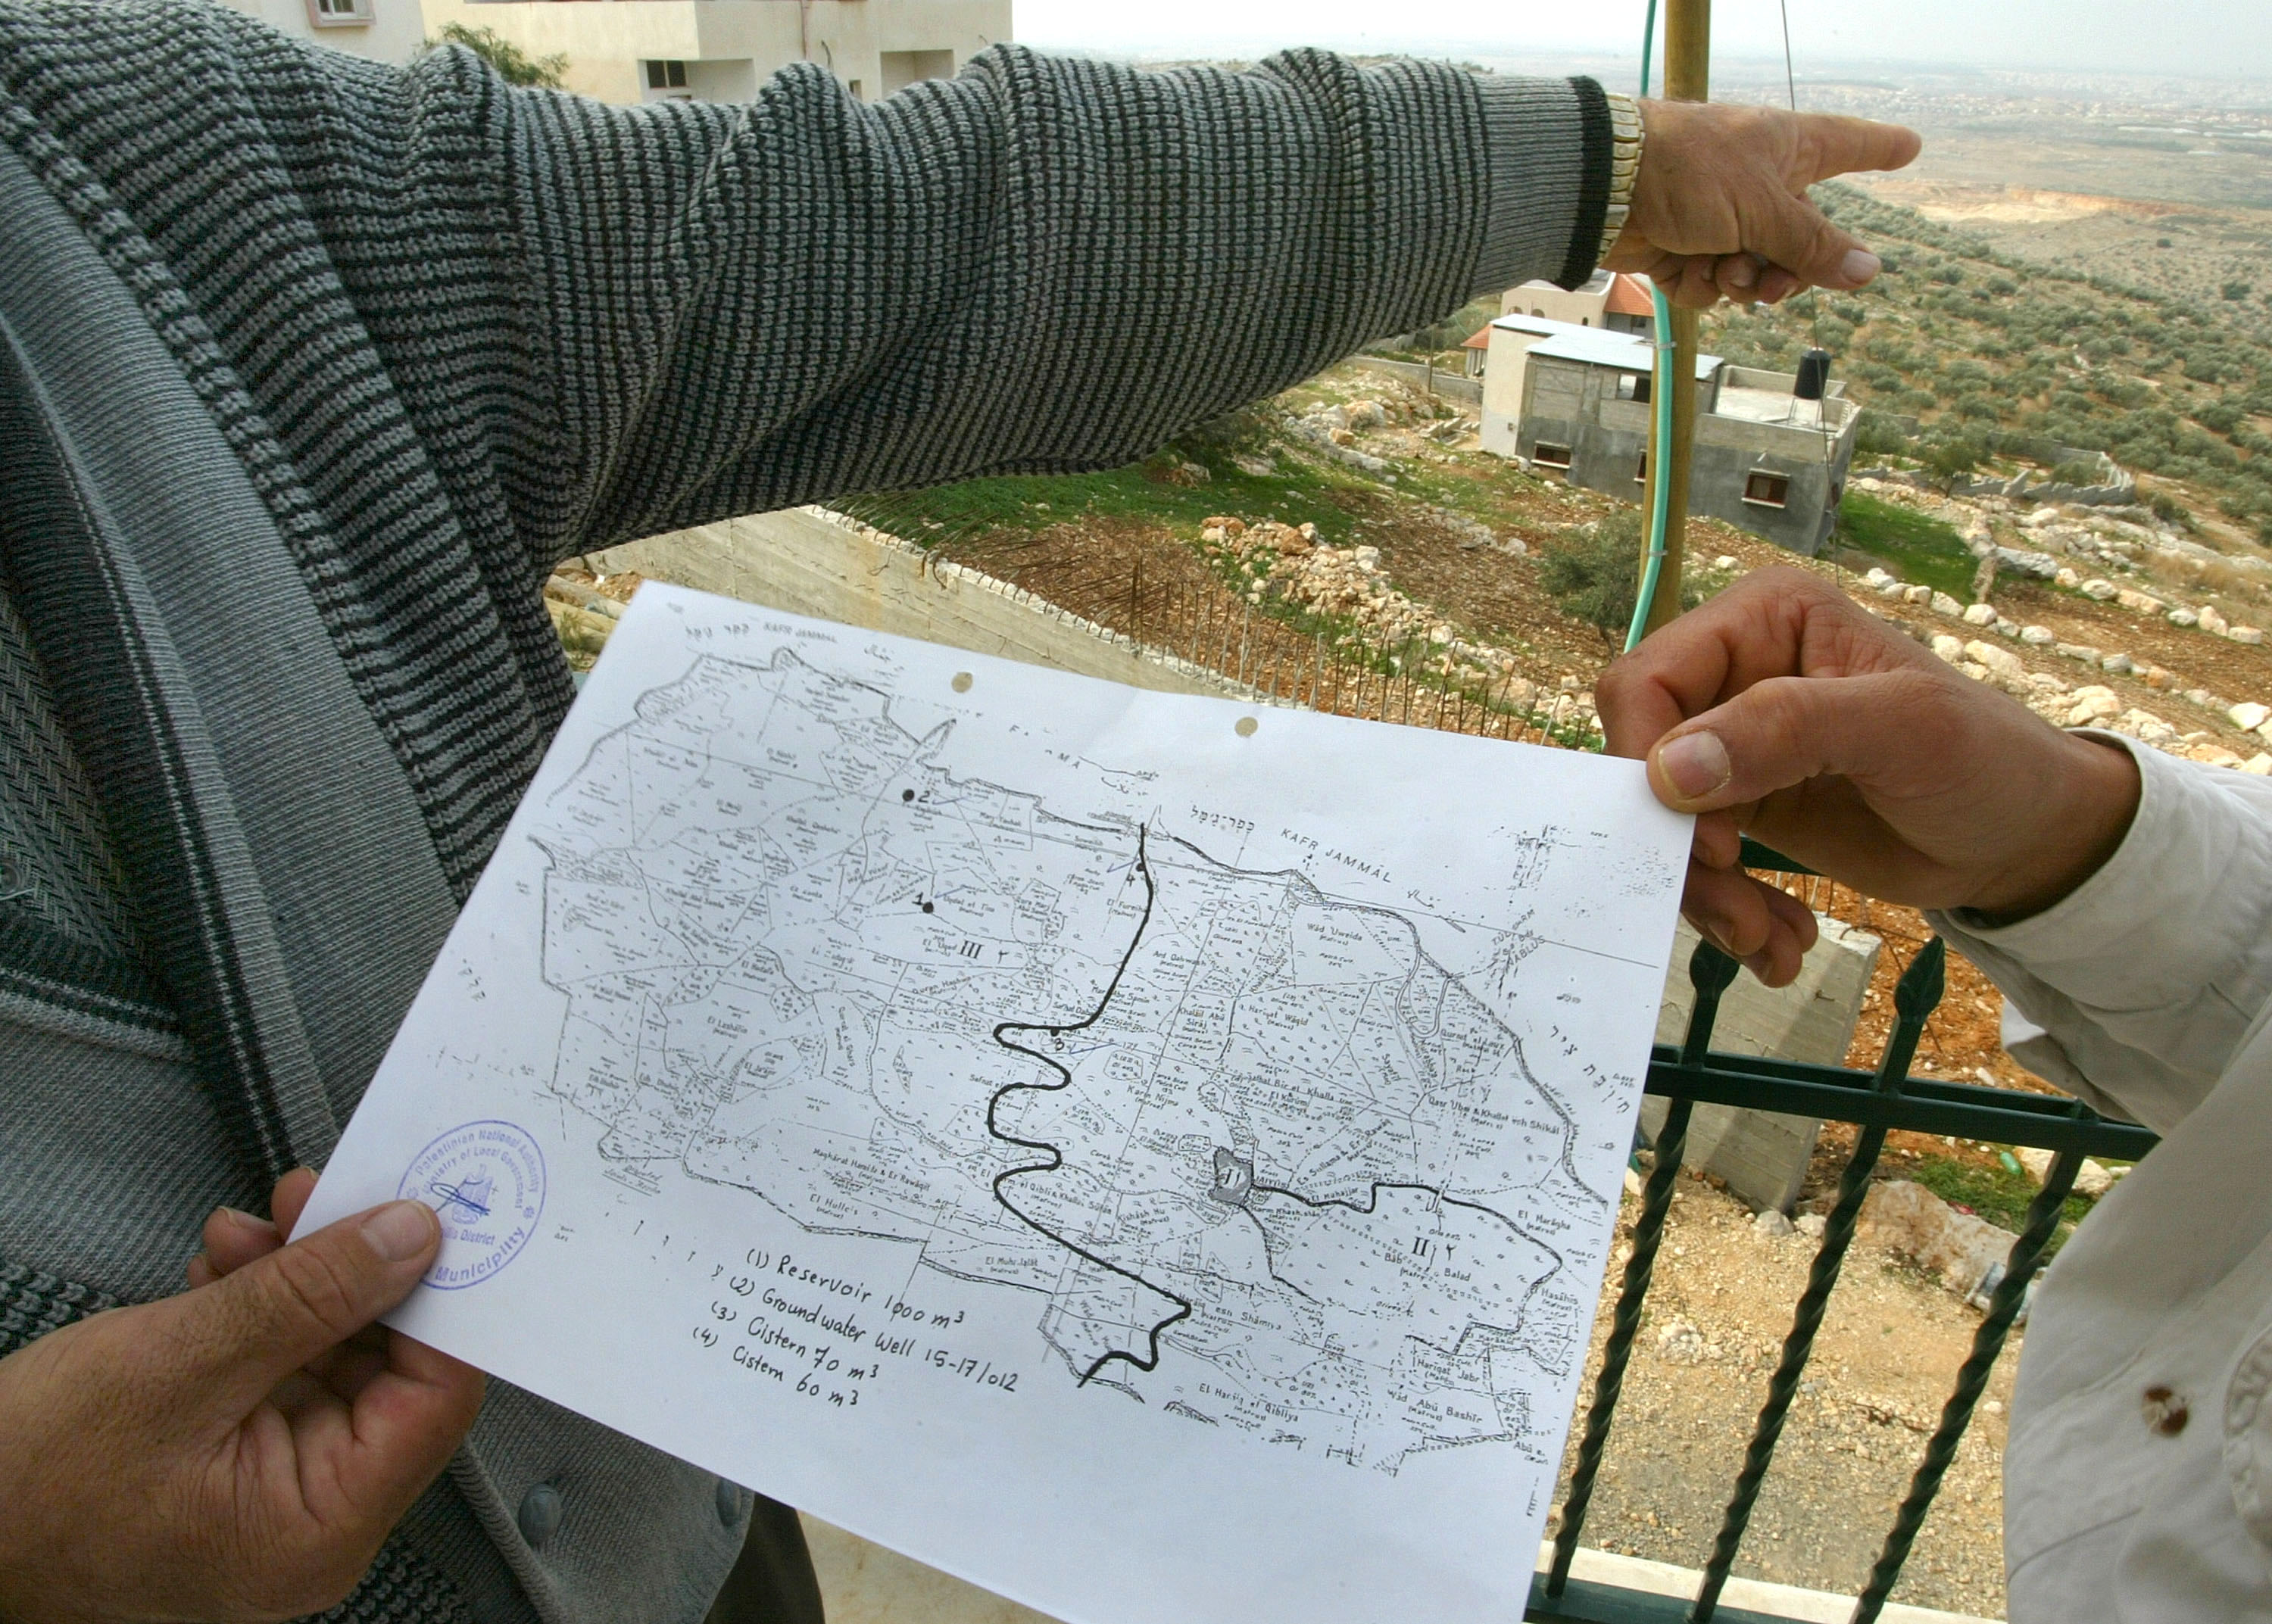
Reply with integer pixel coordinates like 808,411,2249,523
0,3,1606,1617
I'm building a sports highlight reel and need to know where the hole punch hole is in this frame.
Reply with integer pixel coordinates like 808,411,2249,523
1234,716,1259,738
951,672,974,694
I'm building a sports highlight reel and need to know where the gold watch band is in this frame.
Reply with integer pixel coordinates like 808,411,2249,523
1599,92,1644,266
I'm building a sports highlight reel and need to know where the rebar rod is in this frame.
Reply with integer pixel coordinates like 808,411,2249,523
1546,940,1741,1596
1849,1145,2081,1624
1689,939,1945,1622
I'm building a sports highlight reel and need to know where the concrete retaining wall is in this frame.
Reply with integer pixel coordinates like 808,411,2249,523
1349,355,1484,407
587,506,1268,701
1643,915,1882,1214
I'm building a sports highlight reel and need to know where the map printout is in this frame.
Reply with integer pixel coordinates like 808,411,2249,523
301,583,1691,1623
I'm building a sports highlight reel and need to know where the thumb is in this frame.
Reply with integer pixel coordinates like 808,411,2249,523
1749,183,1881,291
1645,671,1915,813
171,1200,442,1414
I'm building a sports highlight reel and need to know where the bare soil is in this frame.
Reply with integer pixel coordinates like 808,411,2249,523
1559,1174,2018,1619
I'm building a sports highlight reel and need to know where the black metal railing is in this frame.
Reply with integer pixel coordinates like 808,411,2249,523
1528,875,2158,1624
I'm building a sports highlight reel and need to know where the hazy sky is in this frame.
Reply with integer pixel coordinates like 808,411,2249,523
1016,2,2272,84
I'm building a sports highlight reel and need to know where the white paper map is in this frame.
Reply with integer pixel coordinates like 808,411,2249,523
303,583,1690,1623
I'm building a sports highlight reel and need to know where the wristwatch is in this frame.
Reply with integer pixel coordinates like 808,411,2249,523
1600,92,1644,263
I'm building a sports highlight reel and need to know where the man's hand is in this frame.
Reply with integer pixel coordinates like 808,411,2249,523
0,1171,484,1623
1606,100,1922,308
1598,569,2142,986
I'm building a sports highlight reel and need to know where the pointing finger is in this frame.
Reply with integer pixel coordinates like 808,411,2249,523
1795,112,1922,183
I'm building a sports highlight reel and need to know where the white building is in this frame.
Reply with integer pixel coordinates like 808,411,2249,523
416,0,1012,108
1475,313,1860,553
1500,270,1656,335
220,0,428,65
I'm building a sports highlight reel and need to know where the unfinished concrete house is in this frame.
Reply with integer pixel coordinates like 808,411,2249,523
1476,313,1859,554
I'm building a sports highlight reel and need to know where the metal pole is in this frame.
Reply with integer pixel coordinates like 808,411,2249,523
1645,0,1710,638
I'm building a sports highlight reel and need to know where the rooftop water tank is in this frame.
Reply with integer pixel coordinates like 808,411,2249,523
1793,348,1832,402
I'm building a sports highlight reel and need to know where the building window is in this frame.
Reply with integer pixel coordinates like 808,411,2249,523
1744,472,1792,508
1532,442,1573,469
306,0,372,26
1616,372,1652,404
645,60,689,90
846,79,863,101
1634,453,1648,484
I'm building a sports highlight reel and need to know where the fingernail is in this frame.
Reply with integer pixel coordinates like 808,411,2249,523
215,1205,265,1233
1727,257,1758,288
1840,248,1881,285
1658,731,1732,800
363,1202,437,1264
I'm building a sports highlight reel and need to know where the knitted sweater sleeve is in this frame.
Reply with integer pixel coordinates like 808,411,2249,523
5,0,1605,563
438,45,1605,553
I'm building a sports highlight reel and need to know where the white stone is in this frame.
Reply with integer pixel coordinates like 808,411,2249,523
2168,608,2199,628
2021,505,2061,528
2230,702,2270,731
2021,625,2055,644
1864,567,1892,586
1752,1208,1796,1239
2082,578,2118,600
1961,602,1999,626
1796,1213,1827,1239
2201,606,2230,636
2233,627,2267,646
2055,567,2082,589
2117,588,2168,614
2067,687,2123,726
2055,643,2101,662
1930,591,1965,617
1905,584,1932,604
1860,1180,2018,1300
2102,653,2133,675
2015,1146,2116,1198
1714,554,1739,572
1930,634,1966,662
2248,755,2272,777
1965,639,2027,679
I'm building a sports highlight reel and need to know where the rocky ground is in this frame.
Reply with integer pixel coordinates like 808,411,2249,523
1559,1171,2021,1619
1838,472,2272,768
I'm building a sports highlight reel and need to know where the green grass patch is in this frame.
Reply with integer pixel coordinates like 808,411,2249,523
1834,489,1977,600
1907,1153,2093,1258
837,447,1380,552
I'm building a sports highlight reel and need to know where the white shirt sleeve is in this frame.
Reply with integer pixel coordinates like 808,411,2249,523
1928,734,2272,1136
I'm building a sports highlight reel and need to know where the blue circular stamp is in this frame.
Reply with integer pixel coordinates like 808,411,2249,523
398,1121,546,1290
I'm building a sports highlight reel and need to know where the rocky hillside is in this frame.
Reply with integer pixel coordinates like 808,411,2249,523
1712,183,2272,553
